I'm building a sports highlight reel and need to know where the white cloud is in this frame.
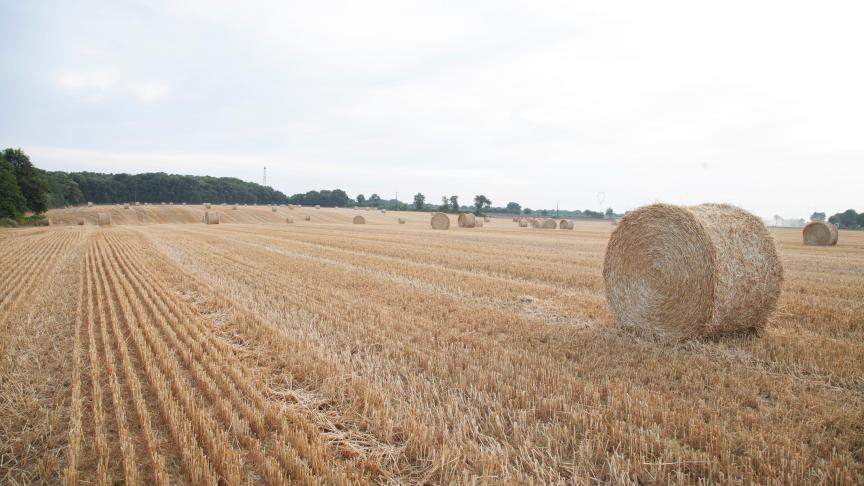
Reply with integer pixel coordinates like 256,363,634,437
55,69,169,103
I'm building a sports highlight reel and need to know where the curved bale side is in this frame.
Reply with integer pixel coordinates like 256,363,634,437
204,203,211,209
474,218,484,228
398,218,406,224
541,219,557,229
603,203,783,339
205,211,220,224
518,219,528,227
76,217,85,226
97,212,111,226
315,205,321,209
803,221,838,246
559,220,573,230
484,216,491,223
430,212,450,230
271,206,277,212
530,219,541,228
353,215,366,224
458,213,476,228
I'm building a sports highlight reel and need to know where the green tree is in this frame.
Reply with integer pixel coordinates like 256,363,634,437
413,193,425,211
473,194,491,215
439,196,449,212
523,208,533,215
605,207,614,218
810,211,826,222
356,194,366,206
0,154,26,218
368,193,382,207
506,202,521,213
449,195,459,213
4,148,48,213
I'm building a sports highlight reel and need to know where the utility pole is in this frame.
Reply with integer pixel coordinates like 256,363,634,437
556,200,559,218
263,166,267,186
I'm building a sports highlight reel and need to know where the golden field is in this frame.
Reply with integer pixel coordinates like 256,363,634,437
1,205,862,484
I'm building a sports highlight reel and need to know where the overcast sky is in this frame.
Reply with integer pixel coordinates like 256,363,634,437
1,0,861,217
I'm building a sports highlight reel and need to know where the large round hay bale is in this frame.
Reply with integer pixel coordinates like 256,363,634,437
474,217,484,227
204,203,211,209
430,212,450,230
457,213,476,228
271,206,277,212
603,203,783,339
124,203,130,209
76,217,85,226
286,217,294,224
353,215,365,224
512,217,519,222
87,202,93,207
802,221,838,246
518,219,528,227
484,216,490,223
398,217,406,224
530,219,541,228
205,211,220,224
559,220,573,229
232,205,238,210
315,205,321,209
541,219,557,229
97,212,111,226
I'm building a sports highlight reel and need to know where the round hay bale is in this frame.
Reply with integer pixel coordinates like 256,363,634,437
530,219,541,228
457,213,476,228
484,216,490,223
603,203,783,339
285,217,294,224
304,215,311,221
474,218,484,227
518,219,528,227
271,206,277,212
559,220,573,230
365,207,371,211
315,205,321,209
87,202,93,207
512,217,519,222
541,219,557,229
398,217,406,224
76,217,85,226
135,201,141,206
802,221,838,246
204,203,211,209
430,212,450,230
232,205,238,210
205,211,220,224
353,215,365,224
97,212,111,226
124,203,130,209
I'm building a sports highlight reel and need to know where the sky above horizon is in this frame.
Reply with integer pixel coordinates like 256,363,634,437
1,0,862,218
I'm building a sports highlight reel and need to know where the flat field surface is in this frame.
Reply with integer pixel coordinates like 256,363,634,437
1,206,862,484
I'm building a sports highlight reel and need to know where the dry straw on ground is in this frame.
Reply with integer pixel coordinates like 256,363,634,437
430,212,450,230
541,219,557,229
603,203,783,339
559,220,574,230
97,212,111,226
398,218,406,224
205,211,220,224
458,213,476,228
353,215,365,224
803,221,838,246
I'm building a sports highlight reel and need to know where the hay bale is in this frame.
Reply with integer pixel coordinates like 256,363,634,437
286,217,294,224
603,203,783,339
398,217,406,224
97,212,111,226
76,217,85,226
135,201,141,206
518,219,528,227
484,216,490,223
803,221,838,246
204,203,211,209
87,202,93,207
232,205,238,210
205,211,220,224
512,217,519,222
353,215,365,224
457,213,476,228
124,203,130,209
474,218,484,227
304,215,311,221
272,206,277,212
380,209,387,213
430,212,450,230
559,220,573,230
530,219,541,228
541,219,557,229
315,205,321,209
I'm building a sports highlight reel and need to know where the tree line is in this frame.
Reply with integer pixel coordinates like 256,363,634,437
812,210,864,229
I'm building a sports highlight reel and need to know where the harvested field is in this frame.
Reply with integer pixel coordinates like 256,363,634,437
1,208,863,484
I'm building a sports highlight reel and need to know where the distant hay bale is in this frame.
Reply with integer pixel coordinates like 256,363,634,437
304,215,311,221
182,202,187,205
76,217,85,226
530,219,541,228
512,217,519,222
802,221,838,246
518,219,528,227
380,209,387,213
353,215,365,224
87,202,93,207
559,220,573,230
272,206,277,212
398,217,406,224
232,205,238,210
315,205,321,209
286,217,294,224
204,203,211,209
541,219,557,229
457,213,476,228
205,211,220,224
474,218,484,227
124,203,130,209
603,203,783,339
430,212,450,230
135,201,141,206
365,207,371,211
97,212,111,226
161,202,165,205
611,218,618,225
484,216,490,223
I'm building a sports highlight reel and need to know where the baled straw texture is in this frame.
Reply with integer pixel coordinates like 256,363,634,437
353,215,365,224
97,212,111,226
398,217,406,224
76,217,85,226
457,213,476,228
541,219,557,229
205,211,220,224
474,217,484,227
559,220,573,229
518,219,528,227
286,217,294,224
802,221,838,246
124,203,130,209
430,212,450,230
530,219,541,228
603,203,783,339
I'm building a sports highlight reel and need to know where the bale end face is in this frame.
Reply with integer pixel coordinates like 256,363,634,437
457,213,476,228
398,217,406,224
430,213,450,230
353,215,365,224
603,203,783,339
803,221,838,246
